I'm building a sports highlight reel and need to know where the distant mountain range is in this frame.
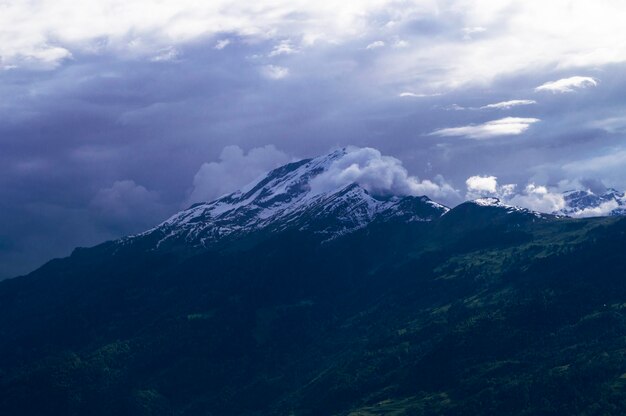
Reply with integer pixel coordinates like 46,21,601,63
559,188,626,217
124,149,625,253
3,149,626,415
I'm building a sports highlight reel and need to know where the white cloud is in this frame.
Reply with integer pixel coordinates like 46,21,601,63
466,175,498,194
571,200,620,218
480,99,536,110
398,92,441,98
462,26,487,40
309,146,460,203
508,184,566,213
431,117,540,139
269,40,297,57
261,64,289,79
373,2,626,89
441,104,466,111
214,39,231,50
465,175,518,201
188,145,291,204
0,1,412,69
393,39,409,48
150,46,179,62
366,40,385,49
2,1,625,88
464,176,567,212
535,76,598,93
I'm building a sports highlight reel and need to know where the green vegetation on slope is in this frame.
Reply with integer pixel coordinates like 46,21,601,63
2,209,626,415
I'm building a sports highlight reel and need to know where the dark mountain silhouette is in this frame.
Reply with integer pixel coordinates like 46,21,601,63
3,151,626,415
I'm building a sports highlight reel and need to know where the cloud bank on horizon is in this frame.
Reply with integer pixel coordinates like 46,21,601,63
2,0,626,278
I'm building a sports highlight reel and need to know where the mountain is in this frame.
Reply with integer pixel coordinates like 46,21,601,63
462,197,552,219
4,151,626,416
558,188,626,217
123,148,448,251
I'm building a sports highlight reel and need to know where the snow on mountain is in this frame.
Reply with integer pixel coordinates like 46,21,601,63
557,188,626,218
470,197,549,218
124,149,449,250
116,146,626,253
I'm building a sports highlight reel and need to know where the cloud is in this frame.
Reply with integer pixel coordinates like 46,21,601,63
440,104,466,111
269,40,298,57
188,145,291,204
480,99,536,110
558,150,626,189
431,117,540,139
393,39,409,48
214,39,231,50
398,92,441,98
309,147,460,203
572,199,620,218
0,1,411,69
5,0,626,279
90,180,167,232
535,76,598,93
465,176,566,212
435,100,536,111
1,0,626,90
462,26,487,40
563,150,626,174
508,184,566,213
465,175,517,201
261,65,290,79
366,41,385,50
466,175,498,194
150,46,179,62
590,116,626,133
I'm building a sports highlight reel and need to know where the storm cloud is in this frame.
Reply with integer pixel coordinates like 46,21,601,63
3,1,626,278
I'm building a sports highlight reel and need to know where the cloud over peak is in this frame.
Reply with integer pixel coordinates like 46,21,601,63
466,175,498,194
309,147,460,204
465,175,566,213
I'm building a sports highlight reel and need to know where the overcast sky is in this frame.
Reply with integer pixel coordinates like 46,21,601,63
2,0,626,278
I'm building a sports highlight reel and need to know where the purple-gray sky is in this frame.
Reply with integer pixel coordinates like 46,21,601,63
2,1,626,278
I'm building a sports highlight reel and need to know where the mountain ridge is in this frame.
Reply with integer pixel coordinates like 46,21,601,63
121,148,449,252
121,150,625,255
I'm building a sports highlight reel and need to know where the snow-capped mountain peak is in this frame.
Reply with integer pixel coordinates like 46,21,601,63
468,197,548,218
558,188,626,217
126,149,448,250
